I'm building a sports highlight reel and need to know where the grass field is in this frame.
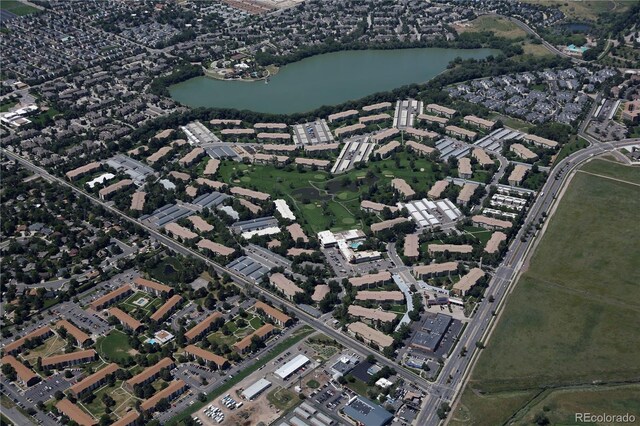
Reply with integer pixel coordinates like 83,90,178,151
96,330,134,363
456,15,527,39
0,0,38,15
522,0,624,21
555,136,589,164
266,387,299,411
82,383,136,419
21,336,66,363
218,152,440,233
453,159,640,425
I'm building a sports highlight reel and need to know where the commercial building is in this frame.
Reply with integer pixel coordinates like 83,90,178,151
241,378,272,400
410,313,452,353
150,295,182,323
349,271,392,289
348,322,394,349
344,396,393,426
133,277,172,296
140,379,188,413
452,268,485,296
458,157,472,179
621,100,640,123
355,291,404,303
317,229,365,248
348,305,396,323
184,345,229,370
463,115,496,130
269,273,303,301
274,354,310,380
42,349,97,370
108,307,143,332
69,363,119,397
413,262,458,279
125,358,175,392
55,319,91,347
472,215,513,230
508,164,529,186
233,323,275,354
1,355,39,386
253,301,292,326
185,311,223,342
485,231,507,253
56,399,97,426
3,325,53,355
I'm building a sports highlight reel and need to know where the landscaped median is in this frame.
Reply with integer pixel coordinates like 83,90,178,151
166,325,314,426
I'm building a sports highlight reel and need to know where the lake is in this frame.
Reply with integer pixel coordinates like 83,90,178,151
169,47,498,114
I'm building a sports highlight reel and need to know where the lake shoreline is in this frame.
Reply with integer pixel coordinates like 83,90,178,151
170,47,498,114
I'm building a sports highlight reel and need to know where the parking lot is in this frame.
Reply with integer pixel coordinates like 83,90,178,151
322,247,394,279
24,371,81,403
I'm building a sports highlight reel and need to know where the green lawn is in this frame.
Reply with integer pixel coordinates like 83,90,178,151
0,0,38,15
96,330,134,363
266,387,299,411
249,316,264,330
457,15,527,39
82,382,136,419
0,100,17,113
218,152,441,233
555,136,588,164
457,160,640,424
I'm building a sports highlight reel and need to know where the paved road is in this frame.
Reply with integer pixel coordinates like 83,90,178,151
417,136,640,426
1,149,435,394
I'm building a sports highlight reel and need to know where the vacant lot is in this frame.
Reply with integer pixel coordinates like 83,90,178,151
456,15,527,39
453,160,640,425
522,0,624,21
